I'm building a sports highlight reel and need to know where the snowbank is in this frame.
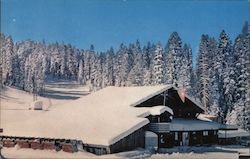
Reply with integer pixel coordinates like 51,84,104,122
29,100,43,110
2,145,249,159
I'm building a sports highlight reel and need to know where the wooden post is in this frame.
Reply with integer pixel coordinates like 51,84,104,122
163,91,166,106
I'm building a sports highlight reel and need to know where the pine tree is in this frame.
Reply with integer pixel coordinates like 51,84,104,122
2,36,14,85
127,40,143,86
165,32,182,86
66,44,78,79
196,35,210,113
14,40,35,90
92,54,103,91
230,23,250,129
114,43,131,86
207,37,220,116
102,47,114,87
49,43,61,78
142,43,155,86
152,43,164,85
78,58,84,85
178,44,192,90
216,30,233,120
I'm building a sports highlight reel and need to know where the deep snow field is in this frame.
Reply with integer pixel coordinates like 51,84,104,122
0,80,90,110
0,81,249,159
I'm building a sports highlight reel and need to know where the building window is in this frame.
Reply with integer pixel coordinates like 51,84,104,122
151,116,158,123
192,131,196,135
160,134,164,143
203,131,208,136
175,132,178,140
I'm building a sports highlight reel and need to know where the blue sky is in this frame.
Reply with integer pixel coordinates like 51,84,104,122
1,0,249,56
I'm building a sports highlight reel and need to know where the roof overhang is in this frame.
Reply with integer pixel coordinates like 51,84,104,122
170,118,224,131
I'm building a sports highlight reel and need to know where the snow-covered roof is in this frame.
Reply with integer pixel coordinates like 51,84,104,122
170,118,223,131
138,106,173,117
197,114,217,122
150,106,173,116
2,85,171,146
1,85,205,146
218,129,249,138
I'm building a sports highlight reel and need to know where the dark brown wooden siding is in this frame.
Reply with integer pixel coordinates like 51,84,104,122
109,127,145,154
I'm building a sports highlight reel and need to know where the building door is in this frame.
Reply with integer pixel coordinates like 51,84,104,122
145,131,158,151
182,132,189,146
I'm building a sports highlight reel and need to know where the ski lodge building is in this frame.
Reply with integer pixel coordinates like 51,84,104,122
1,85,239,154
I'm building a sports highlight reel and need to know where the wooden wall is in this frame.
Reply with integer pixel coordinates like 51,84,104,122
109,127,145,154
157,130,218,148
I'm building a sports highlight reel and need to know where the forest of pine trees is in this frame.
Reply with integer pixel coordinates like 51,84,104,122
0,22,249,130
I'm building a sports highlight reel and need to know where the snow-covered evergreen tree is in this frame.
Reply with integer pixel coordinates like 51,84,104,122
152,43,164,85
78,58,84,85
142,43,155,85
178,44,192,90
102,47,114,87
114,43,132,86
91,54,103,91
207,37,220,116
216,30,233,120
127,40,144,86
1,36,14,85
49,43,58,78
196,35,210,113
228,23,250,129
165,32,182,86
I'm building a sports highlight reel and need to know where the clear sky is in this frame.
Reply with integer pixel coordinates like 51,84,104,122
1,0,250,56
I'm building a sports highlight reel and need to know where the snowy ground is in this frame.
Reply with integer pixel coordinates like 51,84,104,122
0,81,90,138
0,80,89,110
1,145,250,159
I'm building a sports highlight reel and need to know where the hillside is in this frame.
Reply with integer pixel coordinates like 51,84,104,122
0,81,89,110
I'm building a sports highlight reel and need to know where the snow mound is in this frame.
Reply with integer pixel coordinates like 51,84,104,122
29,100,43,110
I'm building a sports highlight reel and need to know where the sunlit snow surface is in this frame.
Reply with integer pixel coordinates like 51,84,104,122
2,145,249,159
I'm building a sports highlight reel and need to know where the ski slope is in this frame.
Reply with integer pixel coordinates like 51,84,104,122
0,81,89,110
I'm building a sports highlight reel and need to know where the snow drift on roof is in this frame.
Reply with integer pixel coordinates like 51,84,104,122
149,106,173,116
